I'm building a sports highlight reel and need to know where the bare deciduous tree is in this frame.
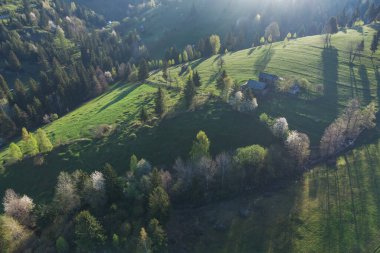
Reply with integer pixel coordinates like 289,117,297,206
198,156,216,191
215,152,232,186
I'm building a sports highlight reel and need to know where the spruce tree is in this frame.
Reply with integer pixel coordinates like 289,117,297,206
14,79,27,107
74,211,106,251
0,110,16,139
371,32,378,56
102,163,123,203
193,71,201,87
8,51,21,72
35,128,53,153
184,76,196,107
138,59,149,81
0,74,12,101
155,87,167,117
216,70,228,90
140,106,149,123
13,104,29,128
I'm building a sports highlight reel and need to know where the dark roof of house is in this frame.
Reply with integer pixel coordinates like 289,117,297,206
245,80,267,90
259,72,280,81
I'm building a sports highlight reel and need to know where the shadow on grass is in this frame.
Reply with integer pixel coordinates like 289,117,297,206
349,66,358,98
247,47,257,56
97,83,141,113
189,58,207,71
358,65,371,103
344,155,360,249
375,66,380,111
252,45,274,75
321,47,339,118
0,101,277,201
168,181,304,253
364,145,380,226
207,71,221,85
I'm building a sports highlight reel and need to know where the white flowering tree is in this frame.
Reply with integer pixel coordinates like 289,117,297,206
91,171,105,191
3,189,35,227
54,172,80,213
229,91,258,112
84,171,107,208
271,117,289,138
285,131,311,166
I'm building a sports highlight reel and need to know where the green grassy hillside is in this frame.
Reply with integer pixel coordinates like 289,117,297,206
1,25,380,200
0,20,380,253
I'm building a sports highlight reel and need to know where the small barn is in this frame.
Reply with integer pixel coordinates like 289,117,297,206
259,72,280,85
244,79,267,95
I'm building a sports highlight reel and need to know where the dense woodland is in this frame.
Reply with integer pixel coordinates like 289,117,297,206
2,0,380,141
0,0,148,141
1,0,380,252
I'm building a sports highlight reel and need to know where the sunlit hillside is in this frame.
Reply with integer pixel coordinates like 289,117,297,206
1,0,380,252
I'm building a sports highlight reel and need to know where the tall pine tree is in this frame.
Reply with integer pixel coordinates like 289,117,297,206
371,32,378,56
138,59,149,81
193,71,201,87
155,87,167,117
0,110,16,139
184,76,196,107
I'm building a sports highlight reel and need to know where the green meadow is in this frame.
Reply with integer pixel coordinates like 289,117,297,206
1,25,380,252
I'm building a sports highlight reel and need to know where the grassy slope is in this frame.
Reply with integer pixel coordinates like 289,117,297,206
0,25,380,251
1,26,380,197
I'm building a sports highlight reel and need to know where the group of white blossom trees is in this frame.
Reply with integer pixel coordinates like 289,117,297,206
230,91,258,112
320,99,377,157
1,189,35,252
54,170,106,214
260,114,311,167
261,98,377,166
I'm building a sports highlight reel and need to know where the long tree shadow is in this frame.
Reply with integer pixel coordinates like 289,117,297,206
168,180,304,253
252,45,274,75
97,83,141,113
364,145,380,226
349,66,358,98
375,67,380,114
358,65,372,104
344,155,360,249
188,58,207,73
321,47,339,119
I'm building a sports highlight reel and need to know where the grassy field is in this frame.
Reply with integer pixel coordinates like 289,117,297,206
170,142,380,253
0,14,379,253
1,25,380,199
149,25,380,142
